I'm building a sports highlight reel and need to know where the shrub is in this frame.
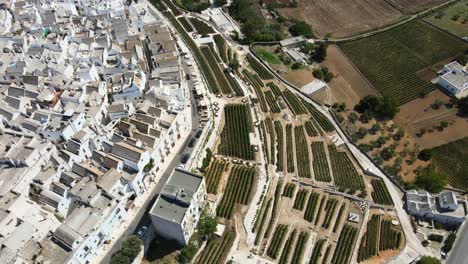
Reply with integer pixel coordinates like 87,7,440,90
414,167,447,193
289,20,314,38
111,235,142,264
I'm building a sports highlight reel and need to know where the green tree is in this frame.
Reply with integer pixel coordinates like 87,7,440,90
198,213,217,239
415,167,447,193
380,96,400,119
442,233,456,253
458,96,468,116
179,242,197,263
417,256,441,264
417,149,433,161
313,68,324,79
228,58,240,71
312,43,327,62
288,20,314,38
291,62,303,70
111,235,142,264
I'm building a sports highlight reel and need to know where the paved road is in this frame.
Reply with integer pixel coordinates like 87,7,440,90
100,58,202,263
447,220,468,264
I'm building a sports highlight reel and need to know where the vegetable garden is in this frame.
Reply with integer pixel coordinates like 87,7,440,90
303,192,320,222
283,90,307,115
309,239,326,264
328,145,365,194
216,165,256,219
286,124,295,173
294,125,311,178
189,17,215,35
291,231,309,264
371,179,393,205
311,142,332,182
358,214,381,262
218,104,254,160
278,229,297,264
200,46,233,94
204,160,228,194
196,230,235,264
267,224,288,259
293,189,309,210
247,54,274,80
331,224,358,264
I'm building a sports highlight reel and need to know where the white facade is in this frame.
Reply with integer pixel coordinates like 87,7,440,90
436,61,468,98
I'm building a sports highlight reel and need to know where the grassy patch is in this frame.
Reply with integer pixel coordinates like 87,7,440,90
255,48,282,65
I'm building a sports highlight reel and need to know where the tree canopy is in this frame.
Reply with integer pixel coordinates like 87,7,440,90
417,256,441,264
458,96,468,116
354,95,400,119
110,235,142,264
198,213,217,239
289,20,314,38
414,167,447,193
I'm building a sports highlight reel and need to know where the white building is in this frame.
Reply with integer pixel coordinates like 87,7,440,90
406,190,466,225
149,169,207,245
435,61,468,98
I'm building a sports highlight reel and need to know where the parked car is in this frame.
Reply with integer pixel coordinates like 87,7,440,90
188,138,196,148
181,154,190,164
195,129,202,138
137,226,148,238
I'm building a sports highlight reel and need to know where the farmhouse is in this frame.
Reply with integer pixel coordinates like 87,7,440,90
405,190,466,225
149,168,207,245
435,61,468,98
280,36,307,49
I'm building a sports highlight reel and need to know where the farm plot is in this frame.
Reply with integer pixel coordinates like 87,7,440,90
331,224,359,264
247,54,274,80
267,224,288,259
274,121,284,172
305,120,319,137
265,117,276,165
218,104,254,160
303,100,335,133
311,142,332,182
213,34,227,63
178,17,193,31
279,229,297,264
303,192,321,222
254,198,272,245
267,82,282,98
430,137,468,191
328,145,365,194
216,165,256,219
264,181,283,240
282,182,296,198
200,46,233,94
333,204,347,233
204,160,228,194
283,90,308,115
161,0,182,16
339,21,467,105
286,124,295,173
371,178,394,205
321,198,339,229
314,196,327,225
392,0,448,13
189,17,215,35
424,1,468,38
294,126,312,178
196,229,235,264
224,71,244,96
358,214,381,263
265,91,281,113
291,231,309,264
379,219,402,251
309,239,326,264
293,189,309,211
244,70,268,113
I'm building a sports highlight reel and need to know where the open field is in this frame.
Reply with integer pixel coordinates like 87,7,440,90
424,0,468,37
339,21,467,105
276,0,402,38
430,137,468,190
322,45,377,107
391,0,449,13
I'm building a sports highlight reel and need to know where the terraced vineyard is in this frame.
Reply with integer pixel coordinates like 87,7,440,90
244,70,268,113
247,54,274,80
286,124,295,173
358,215,381,262
293,189,309,210
304,192,320,222
267,224,288,259
430,137,468,191
196,230,235,264
311,142,332,182
267,82,282,98
339,21,467,104
331,224,359,264
274,121,284,172
160,0,182,16
294,126,311,178
204,160,228,194
189,17,215,35
291,231,309,264
283,90,307,115
265,117,276,165
216,165,256,219
333,204,346,233
371,179,393,205
305,120,319,137
178,17,193,31
213,34,227,63
321,198,339,229
200,46,233,94
265,91,281,113
282,182,296,198
224,71,244,96
303,100,335,133
328,145,365,193
218,104,254,160
253,198,272,245
314,196,327,225
309,239,326,264
279,229,297,264
264,181,283,240
380,220,402,251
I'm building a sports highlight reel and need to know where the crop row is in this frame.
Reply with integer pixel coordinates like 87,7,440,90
302,100,335,132
331,224,359,264
200,46,233,94
178,17,193,32
371,179,393,205
282,182,296,198
294,125,312,178
247,54,274,80
218,104,254,160
213,34,227,63
279,229,297,264
264,91,281,113
204,160,228,194
333,204,346,233
314,196,327,225
161,0,182,16
309,239,326,264
311,142,331,182
216,165,256,219
286,124,295,173
358,214,381,262
380,220,402,251
293,189,309,210
265,117,276,165
243,70,268,113
321,198,339,229
189,17,215,35
304,120,319,137
243,69,264,89
266,82,282,98
328,145,365,193
267,224,288,259
304,192,320,222
291,231,309,264
260,121,270,164
274,121,284,172
253,198,272,245
264,181,283,239
283,90,308,115
197,230,235,264
224,71,244,96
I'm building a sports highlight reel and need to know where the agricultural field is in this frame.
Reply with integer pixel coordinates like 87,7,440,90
293,189,309,210
283,90,308,115
267,224,288,259
274,0,402,38
178,17,193,32
200,46,233,94
196,229,235,264
328,145,366,195
424,0,468,38
188,17,215,35
339,21,467,105
274,121,285,172
392,0,450,13
429,137,468,190
247,54,274,80
218,104,254,160
331,224,359,264
294,126,312,178
309,239,326,264
282,182,296,198
216,165,256,219
370,178,394,205
204,160,229,194
285,124,295,173
311,142,332,182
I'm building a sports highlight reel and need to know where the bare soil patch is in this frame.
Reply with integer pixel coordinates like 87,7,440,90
390,0,449,13
322,45,376,108
276,0,402,38
280,68,314,88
